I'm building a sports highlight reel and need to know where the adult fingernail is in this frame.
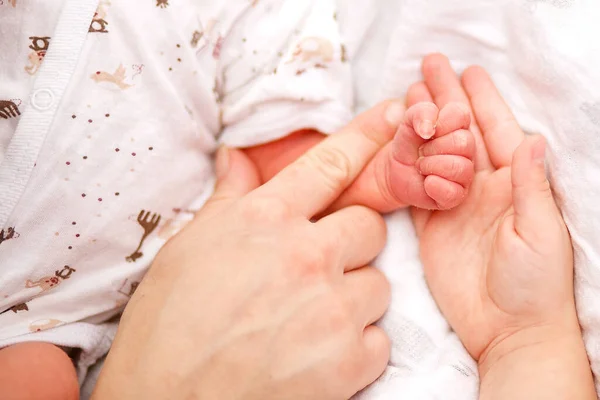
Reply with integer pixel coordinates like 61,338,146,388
532,136,546,164
385,101,405,127
215,146,230,179
418,120,435,139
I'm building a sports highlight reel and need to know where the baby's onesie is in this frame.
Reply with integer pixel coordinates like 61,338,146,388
0,0,352,387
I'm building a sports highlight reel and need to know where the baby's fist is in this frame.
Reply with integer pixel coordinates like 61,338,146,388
389,101,475,210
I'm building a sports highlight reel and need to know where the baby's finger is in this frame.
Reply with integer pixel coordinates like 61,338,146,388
405,102,439,139
406,82,433,108
418,129,475,160
423,175,466,210
416,155,474,188
434,102,471,138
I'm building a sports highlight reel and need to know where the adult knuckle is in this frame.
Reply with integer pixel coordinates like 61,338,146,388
297,250,326,276
370,268,391,303
337,356,364,386
335,336,370,385
533,175,552,194
325,293,354,333
242,196,291,222
306,147,353,190
317,234,342,264
283,242,329,282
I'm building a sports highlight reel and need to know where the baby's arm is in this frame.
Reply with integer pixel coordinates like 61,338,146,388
0,342,79,400
244,101,475,213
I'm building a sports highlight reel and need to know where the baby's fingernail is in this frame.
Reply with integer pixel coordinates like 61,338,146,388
418,120,435,139
385,101,405,127
418,145,425,158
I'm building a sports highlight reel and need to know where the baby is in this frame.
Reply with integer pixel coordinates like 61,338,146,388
0,1,474,398
0,1,595,400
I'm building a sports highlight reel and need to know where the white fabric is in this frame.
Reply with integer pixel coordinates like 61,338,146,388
344,0,600,398
3,0,600,399
0,0,351,388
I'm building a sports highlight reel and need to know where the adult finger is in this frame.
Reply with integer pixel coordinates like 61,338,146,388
422,53,492,171
254,100,405,218
406,81,433,107
462,65,525,169
353,326,391,396
198,147,262,218
422,54,471,108
316,206,387,271
511,135,561,244
342,266,390,327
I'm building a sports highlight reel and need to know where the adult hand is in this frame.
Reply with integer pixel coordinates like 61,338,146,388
409,54,594,399
92,101,406,400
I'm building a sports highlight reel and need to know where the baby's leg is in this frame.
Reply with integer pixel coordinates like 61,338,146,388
331,101,475,212
0,342,79,400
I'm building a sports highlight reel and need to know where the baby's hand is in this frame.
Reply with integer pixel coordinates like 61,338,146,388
330,101,475,213
392,101,474,209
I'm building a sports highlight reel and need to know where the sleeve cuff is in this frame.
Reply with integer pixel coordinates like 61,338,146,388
218,99,353,148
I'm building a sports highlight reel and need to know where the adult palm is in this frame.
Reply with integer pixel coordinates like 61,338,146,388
409,54,575,361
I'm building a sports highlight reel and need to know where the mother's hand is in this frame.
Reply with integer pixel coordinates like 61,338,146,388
92,101,406,400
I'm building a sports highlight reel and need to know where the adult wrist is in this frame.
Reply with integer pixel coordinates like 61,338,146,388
478,318,585,379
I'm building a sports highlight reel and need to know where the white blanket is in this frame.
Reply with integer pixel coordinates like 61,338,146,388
338,0,600,398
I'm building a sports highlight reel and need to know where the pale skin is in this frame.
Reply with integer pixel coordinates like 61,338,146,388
0,86,476,399
409,53,596,399
0,55,594,399
92,100,449,400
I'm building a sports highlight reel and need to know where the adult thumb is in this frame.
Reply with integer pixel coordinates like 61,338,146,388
200,146,262,217
511,135,560,239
